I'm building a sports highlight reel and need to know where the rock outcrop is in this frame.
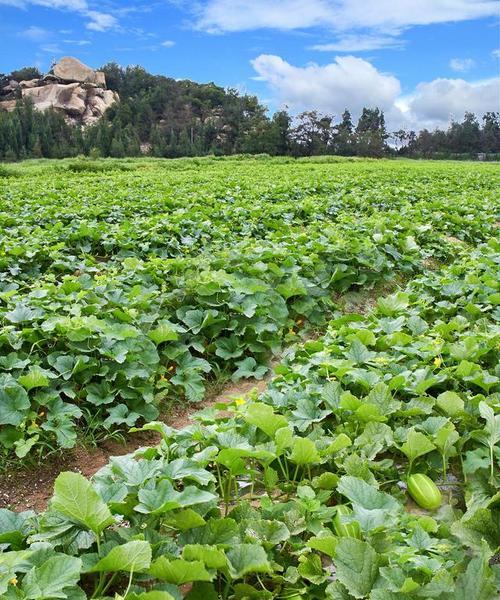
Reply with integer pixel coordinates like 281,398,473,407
0,57,118,126
52,56,106,87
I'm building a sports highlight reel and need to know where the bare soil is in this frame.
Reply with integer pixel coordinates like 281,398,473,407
0,377,269,513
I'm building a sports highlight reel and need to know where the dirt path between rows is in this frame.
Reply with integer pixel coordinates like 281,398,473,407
0,377,270,513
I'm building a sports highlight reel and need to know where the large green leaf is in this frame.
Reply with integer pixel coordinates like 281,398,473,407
148,320,179,344
0,375,30,426
182,544,227,569
243,402,288,438
334,538,379,599
337,476,401,530
135,479,217,514
149,557,213,584
288,437,320,465
226,544,272,579
454,543,496,600
89,540,152,573
22,555,82,599
51,472,114,534
400,428,436,465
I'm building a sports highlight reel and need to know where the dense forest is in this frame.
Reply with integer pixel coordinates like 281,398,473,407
0,63,499,160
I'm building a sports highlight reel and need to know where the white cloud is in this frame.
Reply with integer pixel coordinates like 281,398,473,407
407,77,500,125
196,0,499,33
493,49,500,58
63,39,91,45
40,43,62,53
449,57,475,72
85,10,117,32
20,25,49,40
311,34,403,52
196,0,332,33
1,0,117,31
251,53,500,131
251,54,401,115
161,40,176,47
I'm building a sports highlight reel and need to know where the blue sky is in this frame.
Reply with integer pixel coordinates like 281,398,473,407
1,1,499,129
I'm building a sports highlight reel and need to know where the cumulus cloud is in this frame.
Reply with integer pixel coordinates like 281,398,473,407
161,40,176,47
406,77,500,125
251,53,500,131
449,57,475,72
252,54,401,115
1,0,117,32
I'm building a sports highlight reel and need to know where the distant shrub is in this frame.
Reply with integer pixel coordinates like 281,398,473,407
66,160,134,174
0,165,18,177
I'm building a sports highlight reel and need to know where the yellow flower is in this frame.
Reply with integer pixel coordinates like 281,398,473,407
235,397,246,406
434,357,442,367
9,578,17,586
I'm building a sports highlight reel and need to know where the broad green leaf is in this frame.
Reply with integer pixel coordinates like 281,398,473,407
182,544,227,569
148,321,179,344
242,519,290,546
226,544,272,579
51,472,114,534
163,509,206,531
18,367,49,391
171,369,206,402
0,375,30,426
451,508,500,553
400,428,436,465
90,540,152,573
288,437,320,465
231,357,268,381
334,538,379,598
135,479,216,514
276,274,307,299
306,533,338,557
325,433,352,454
436,391,464,416
344,340,374,365
243,403,288,438
377,292,409,316
454,543,495,600
4,304,39,324
149,557,213,584
21,555,82,599
215,335,244,359
478,401,500,446
298,553,328,584
337,476,401,530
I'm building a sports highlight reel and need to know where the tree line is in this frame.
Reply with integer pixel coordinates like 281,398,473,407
1,63,499,161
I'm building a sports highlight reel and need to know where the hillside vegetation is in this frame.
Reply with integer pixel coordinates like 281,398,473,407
1,62,499,160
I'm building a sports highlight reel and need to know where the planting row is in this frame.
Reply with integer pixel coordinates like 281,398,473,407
0,241,498,598
0,158,498,457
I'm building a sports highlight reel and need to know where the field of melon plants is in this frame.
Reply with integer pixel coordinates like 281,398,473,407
0,156,498,599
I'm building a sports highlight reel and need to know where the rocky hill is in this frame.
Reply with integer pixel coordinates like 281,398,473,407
0,57,118,126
